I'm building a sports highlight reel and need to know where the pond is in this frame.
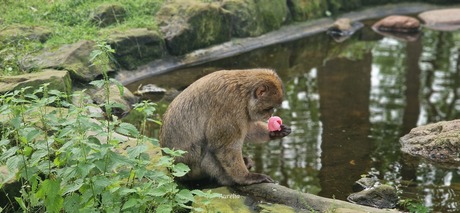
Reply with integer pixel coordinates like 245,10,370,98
125,19,460,212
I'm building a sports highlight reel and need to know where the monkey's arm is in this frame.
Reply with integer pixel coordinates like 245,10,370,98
245,122,292,143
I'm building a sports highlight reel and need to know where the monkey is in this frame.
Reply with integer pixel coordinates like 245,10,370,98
159,68,291,185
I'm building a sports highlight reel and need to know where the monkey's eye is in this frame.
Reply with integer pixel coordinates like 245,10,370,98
264,107,274,112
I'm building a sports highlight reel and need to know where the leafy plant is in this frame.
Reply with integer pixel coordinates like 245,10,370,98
0,42,220,212
399,199,431,213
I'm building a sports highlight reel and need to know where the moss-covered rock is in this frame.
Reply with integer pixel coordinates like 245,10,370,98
287,0,327,22
90,3,126,27
108,28,166,70
0,69,72,95
22,40,110,82
222,0,288,37
156,0,231,55
0,24,52,43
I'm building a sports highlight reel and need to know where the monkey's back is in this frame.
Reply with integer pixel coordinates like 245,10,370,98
159,69,281,163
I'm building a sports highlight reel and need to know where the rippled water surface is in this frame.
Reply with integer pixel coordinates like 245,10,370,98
126,19,460,212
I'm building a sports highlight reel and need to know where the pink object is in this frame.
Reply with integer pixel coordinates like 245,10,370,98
268,116,282,131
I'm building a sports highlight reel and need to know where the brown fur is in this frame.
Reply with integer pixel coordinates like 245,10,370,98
159,69,290,185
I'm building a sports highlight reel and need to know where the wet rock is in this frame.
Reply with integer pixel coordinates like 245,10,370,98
222,0,288,37
90,84,138,118
327,18,364,42
0,24,52,43
22,40,111,82
352,176,379,192
108,28,166,70
90,4,126,27
0,69,72,95
400,120,460,167
156,0,231,55
287,0,326,22
133,84,167,102
419,8,460,31
372,15,420,33
347,184,398,209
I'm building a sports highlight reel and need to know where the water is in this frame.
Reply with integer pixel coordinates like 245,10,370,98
125,20,460,212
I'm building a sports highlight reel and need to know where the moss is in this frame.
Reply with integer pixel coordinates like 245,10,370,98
288,0,327,21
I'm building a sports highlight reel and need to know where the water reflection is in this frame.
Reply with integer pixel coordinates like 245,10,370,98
125,22,460,212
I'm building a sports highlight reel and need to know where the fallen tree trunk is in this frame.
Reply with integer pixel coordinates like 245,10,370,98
233,183,399,213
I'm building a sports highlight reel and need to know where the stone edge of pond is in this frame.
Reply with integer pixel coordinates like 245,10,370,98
114,2,450,85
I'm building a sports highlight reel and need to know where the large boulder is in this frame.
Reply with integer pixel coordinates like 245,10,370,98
0,69,72,95
400,120,460,167
0,24,52,43
156,0,231,55
22,40,110,82
419,8,460,31
108,28,166,70
222,0,289,37
287,0,326,22
90,4,126,27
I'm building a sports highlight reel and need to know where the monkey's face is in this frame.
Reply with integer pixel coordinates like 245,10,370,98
248,84,283,121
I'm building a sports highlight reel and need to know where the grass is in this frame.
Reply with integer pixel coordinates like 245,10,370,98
0,0,164,76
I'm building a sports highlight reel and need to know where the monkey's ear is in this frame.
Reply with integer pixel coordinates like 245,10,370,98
254,85,268,99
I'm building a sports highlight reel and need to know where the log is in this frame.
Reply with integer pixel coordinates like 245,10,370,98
233,183,399,213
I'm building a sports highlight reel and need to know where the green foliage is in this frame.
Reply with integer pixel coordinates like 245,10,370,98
0,42,219,212
0,0,164,76
399,199,431,213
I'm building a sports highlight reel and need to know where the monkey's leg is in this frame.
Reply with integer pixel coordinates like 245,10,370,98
215,147,274,185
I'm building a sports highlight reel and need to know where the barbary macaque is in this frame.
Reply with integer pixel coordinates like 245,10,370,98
159,69,291,185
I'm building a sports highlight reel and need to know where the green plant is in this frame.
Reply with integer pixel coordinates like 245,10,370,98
399,199,431,213
0,42,220,212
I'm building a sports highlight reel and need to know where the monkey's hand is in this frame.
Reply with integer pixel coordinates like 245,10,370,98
269,124,291,139
243,156,254,170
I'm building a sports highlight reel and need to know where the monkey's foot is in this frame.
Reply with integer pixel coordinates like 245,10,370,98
243,156,254,170
242,173,274,185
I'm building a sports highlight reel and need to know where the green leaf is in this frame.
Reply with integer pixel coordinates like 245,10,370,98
175,189,194,203
127,144,147,158
36,179,64,213
161,148,186,157
30,149,48,165
6,155,22,172
116,122,139,137
0,139,10,146
89,80,105,88
156,204,173,213
121,198,138,210
14,197,27,211
171,163,190,177
1,146,18,161
62,179,84,195
63,194,80,213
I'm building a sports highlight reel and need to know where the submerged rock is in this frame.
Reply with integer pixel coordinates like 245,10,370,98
327,18,364,42
400,120,460,167
419,8,460,31
133,84,167,102
372,15,420,33
156,0,231,55
347,184,398,209
0,69,72,95
108,28,166,70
